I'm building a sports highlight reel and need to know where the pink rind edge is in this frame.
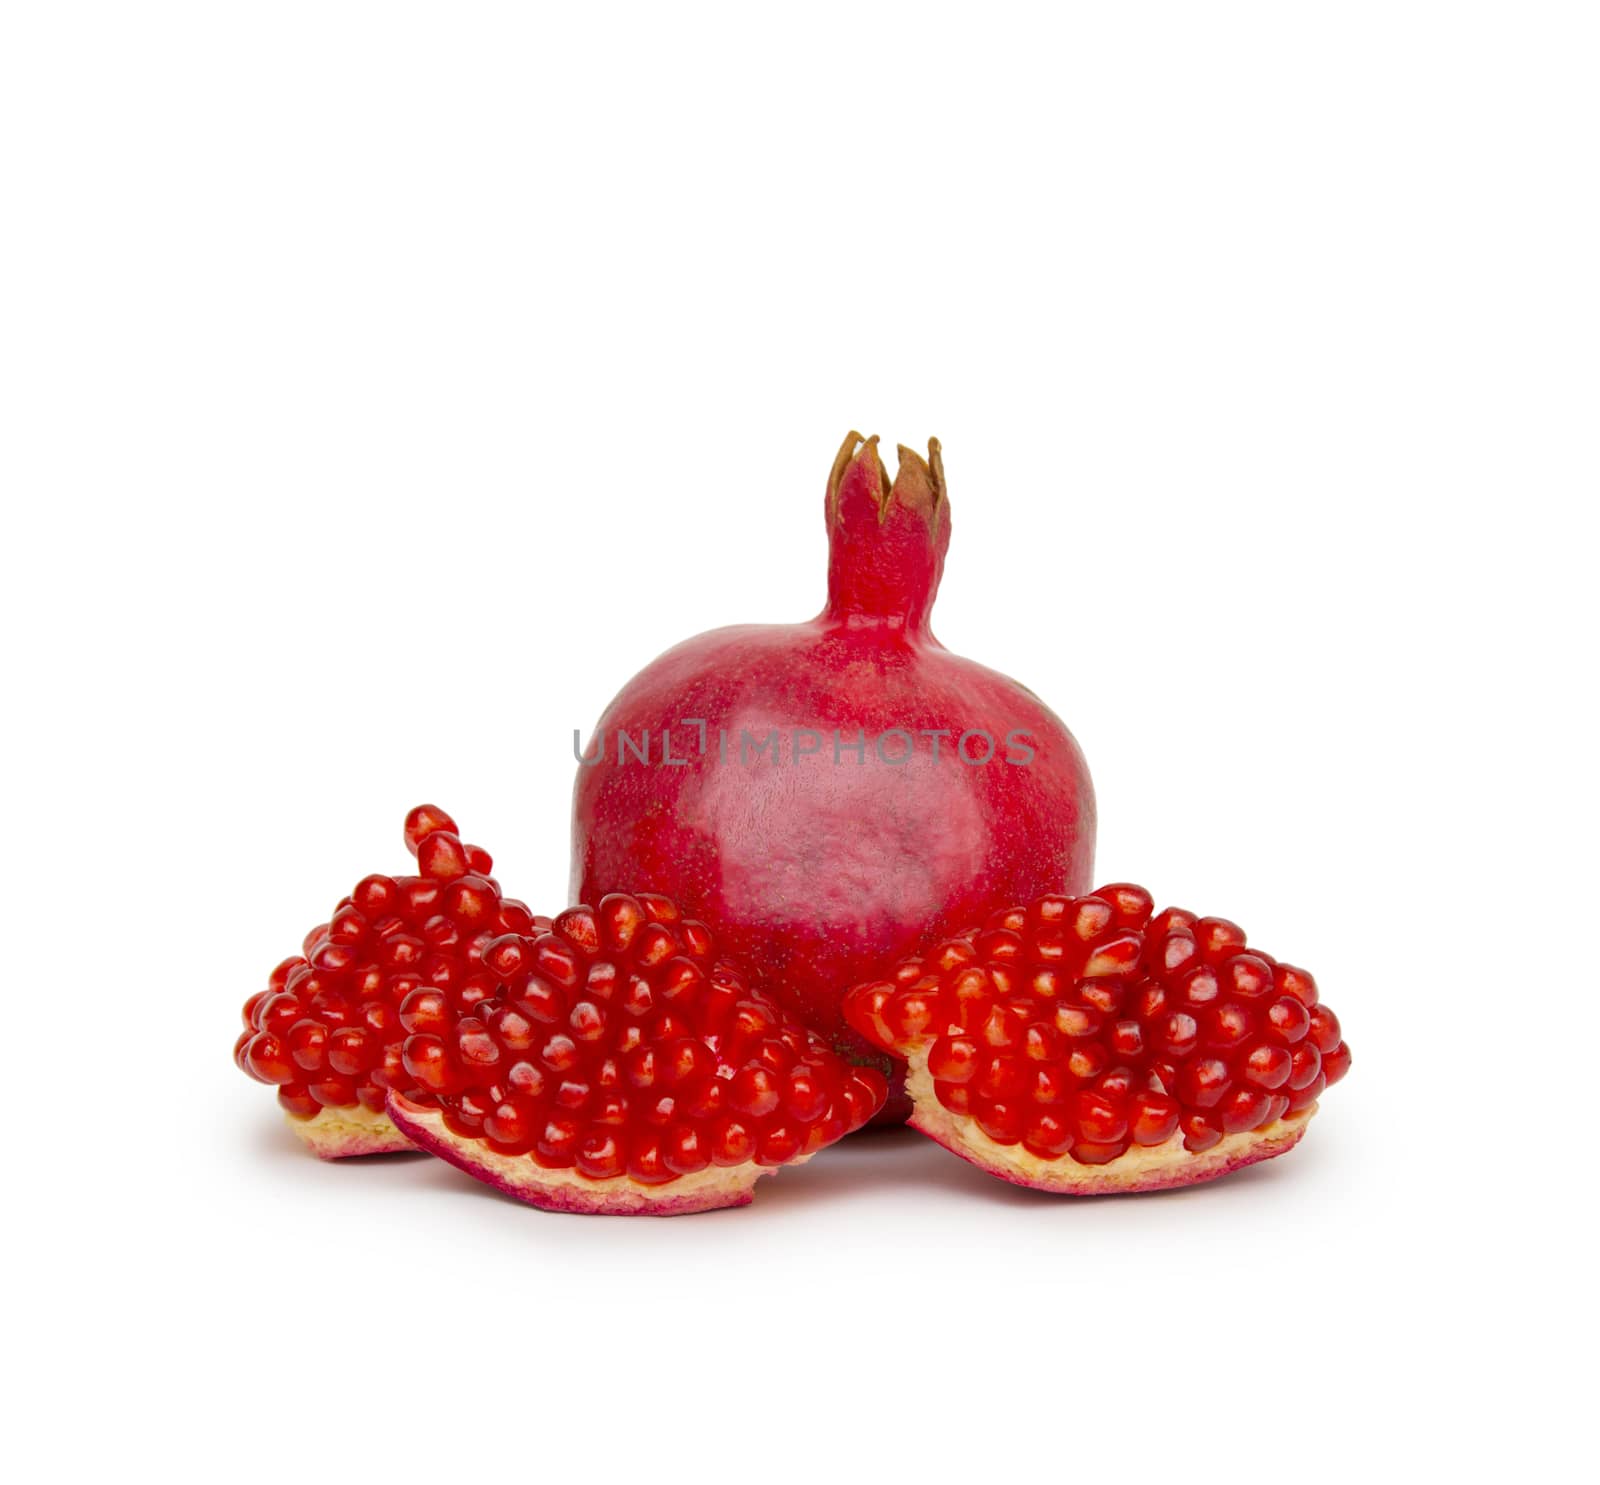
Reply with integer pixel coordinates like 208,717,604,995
386,1094,761,1216
910,1111,1311,1195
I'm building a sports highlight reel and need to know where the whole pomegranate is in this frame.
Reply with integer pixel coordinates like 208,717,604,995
571,432,1096,1107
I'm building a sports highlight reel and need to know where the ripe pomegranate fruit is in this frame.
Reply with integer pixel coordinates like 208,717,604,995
572,432,1096,1109
235,805,545,1158
843,885,1351,1193
387,891,887,1215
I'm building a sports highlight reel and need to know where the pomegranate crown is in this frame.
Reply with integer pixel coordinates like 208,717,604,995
823,430,951,632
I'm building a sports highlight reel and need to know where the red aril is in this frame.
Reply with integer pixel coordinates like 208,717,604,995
572,433,1096,1111
843,884,1351,1193
234,805,544,1158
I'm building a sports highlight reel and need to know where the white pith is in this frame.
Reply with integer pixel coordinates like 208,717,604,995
285,1102,412,1157
905,1046,1316,1192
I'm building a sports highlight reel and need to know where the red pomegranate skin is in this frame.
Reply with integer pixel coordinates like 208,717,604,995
571,433,1095,1098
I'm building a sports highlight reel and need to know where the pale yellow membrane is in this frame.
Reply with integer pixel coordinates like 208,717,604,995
285,1102,413,1158
905,1047,1316,1193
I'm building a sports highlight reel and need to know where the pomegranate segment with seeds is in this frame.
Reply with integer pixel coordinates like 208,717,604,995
386,891,888,1215
235,805,543,1158
842,885,1351,1194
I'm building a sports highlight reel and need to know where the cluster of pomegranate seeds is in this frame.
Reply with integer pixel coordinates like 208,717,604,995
395,892,888,1183
234,806,544,1120
844,884,1350,1167
236,816,1347,1206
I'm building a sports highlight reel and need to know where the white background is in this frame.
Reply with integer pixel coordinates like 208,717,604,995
4,4,1594,1480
